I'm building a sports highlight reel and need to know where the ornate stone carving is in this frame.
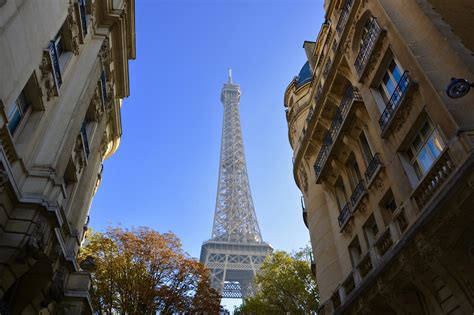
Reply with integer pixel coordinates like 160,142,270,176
100,131,109,158
391,102,412,134
39,52,57,101
106,82,115,108
0,162,8,187
299,169,308,193
376,278,398,304
373,176,384,191
48,266,67,303
415,233,442,264
66,4,80,55
74,136,86,173
100,37,111,65
26,216,47,260
92,86,104,121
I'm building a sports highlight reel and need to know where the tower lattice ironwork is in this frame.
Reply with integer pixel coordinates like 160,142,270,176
200,70,272,299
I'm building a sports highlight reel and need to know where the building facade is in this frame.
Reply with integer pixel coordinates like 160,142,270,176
284,0,474,313
0,0,135,313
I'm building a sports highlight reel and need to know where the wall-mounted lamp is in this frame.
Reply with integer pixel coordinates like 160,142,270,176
446,78,473,99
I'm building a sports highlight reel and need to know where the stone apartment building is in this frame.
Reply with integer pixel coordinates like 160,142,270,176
0,0,135,313
284,0,474,313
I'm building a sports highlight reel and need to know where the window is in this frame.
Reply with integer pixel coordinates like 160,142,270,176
334,177,348,211
378,59,403,104
358,131,373,165
363,215,378,246
347,153,362,189
349,237,362,267
7,91,30,135
407,120,445,178
80,121,91,158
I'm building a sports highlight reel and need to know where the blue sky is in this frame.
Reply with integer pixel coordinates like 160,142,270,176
90,0,324,306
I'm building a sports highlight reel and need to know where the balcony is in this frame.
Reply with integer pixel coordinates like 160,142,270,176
364,153,383,186
356,252,373,280
100,71,107,108
301,196,308,228
412,149,454,210
354,17,382,77
342,271,356,297
48,41,63,89
80,122,90,158
336,0,353,34
313,86,361,181
78,0,88,36
350,180,366,212
337,202,352,229
379,71,414,137
374,226,393,257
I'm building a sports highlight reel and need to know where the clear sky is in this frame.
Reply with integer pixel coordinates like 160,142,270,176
90,0,324,308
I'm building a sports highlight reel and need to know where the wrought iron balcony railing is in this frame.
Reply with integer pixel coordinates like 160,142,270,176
336,0,353,34
80,122,90,158
301,196,308,228
378,71,411,132
314,133,332,176
79,0,88,35
364,153,382,182
337,202,351,227
313,86,361,178
350,180,366,208
100,71,107,107
48,41,63,88
354,17,382,75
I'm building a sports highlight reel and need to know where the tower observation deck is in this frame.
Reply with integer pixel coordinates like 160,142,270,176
200,70,272,299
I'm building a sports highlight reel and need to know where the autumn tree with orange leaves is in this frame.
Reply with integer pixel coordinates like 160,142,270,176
79,227,220,314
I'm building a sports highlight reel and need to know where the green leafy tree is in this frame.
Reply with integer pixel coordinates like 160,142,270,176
235,247,319,315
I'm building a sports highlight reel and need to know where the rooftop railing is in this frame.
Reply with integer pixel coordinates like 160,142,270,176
354,17,382,75
378,71,411,132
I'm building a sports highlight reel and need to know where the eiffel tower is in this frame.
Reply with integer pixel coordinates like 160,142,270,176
200,70,272,299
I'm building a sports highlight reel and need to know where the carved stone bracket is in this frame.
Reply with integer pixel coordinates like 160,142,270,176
99,131,109,159
66,3,80,56
0,162,9,188
299,169,308,193
99,37,111,68
73,136,86,174
39,52,57,101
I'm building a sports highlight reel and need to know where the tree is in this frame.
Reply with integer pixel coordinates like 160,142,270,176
79,227,220,314
235,247,319,315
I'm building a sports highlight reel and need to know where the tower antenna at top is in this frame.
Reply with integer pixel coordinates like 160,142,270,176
228,68,232,83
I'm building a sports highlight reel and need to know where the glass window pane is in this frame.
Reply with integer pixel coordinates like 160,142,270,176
427,132,444,159
378,85,389,103
417,147,434,175
8,108,22,134
391,62,402,84
421,121,432,139
17,92,29,113
412,135,422,152
384,75,396,97
359,133,373,164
